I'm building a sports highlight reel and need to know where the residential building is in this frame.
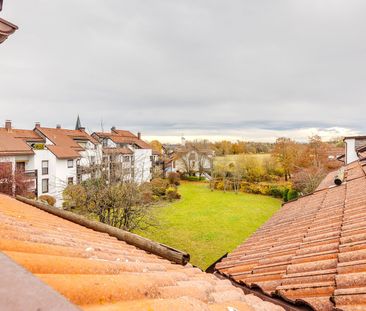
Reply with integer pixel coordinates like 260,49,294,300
171,144,215,178
34,123,102,206
0,120,102,207
0,120,43,196
92,128,152,183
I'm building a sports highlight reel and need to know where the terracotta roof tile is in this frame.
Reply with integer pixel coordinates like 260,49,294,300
36,127,97,159
0,195,281,311
216,161,366,310
94,129,152,149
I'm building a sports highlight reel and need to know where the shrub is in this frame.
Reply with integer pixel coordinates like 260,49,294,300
287,189,299,201
150,178,169,196
24,192,37,200
39,194,56,206
165,187,181,201
63,184,87,209
167,172,180,186
182,175,205,182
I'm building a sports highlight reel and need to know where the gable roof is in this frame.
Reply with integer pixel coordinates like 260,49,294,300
0,194,281,311
0,127,44,156
93,129,151,149
36,127,98,159
216,160,366,311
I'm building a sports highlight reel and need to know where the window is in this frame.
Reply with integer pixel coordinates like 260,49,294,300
67,177,74,185
123,156,130,162
67,160,73,168
42,178,49,193
16,162,25,172
42,160,49,175
90,156,96,165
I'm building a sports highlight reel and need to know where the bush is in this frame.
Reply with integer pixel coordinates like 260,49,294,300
167,172,180,186
39,195,56,206
165,186,181,201
287,189,299,201
63,184,87,209
150,178,169,196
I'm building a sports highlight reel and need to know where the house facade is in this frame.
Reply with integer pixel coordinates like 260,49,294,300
0,120,102,207
92,128,152,183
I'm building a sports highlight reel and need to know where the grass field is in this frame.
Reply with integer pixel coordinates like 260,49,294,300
136,182,281,270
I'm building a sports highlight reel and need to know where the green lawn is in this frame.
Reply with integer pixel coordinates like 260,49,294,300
136,182,281,270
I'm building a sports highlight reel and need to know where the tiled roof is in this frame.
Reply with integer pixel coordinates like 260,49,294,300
36,127,98,159
216,160,366,311
0,131,34,156
94,130,152,149
103,147,133,155
0,195,283,311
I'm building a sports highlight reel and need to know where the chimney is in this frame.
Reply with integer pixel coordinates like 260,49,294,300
35,122,41,128
56,124,61,129
344,137,359,164
5,120,12,132
111,126,116,132
79,127,85,132
137,132,141,140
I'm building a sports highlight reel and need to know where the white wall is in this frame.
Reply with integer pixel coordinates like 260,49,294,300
345,138,359,164
134,149,152,183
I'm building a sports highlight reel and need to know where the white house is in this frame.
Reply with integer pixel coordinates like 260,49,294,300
33,123,102,206
92,128,152,183
170,145,214,177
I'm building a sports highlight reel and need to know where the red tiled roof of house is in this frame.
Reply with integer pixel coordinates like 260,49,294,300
93,129,151,149
0,131,34,156
103,147,133,155
0,126,45,156
0,195,282,311
36,127,98,159
216,160,366,311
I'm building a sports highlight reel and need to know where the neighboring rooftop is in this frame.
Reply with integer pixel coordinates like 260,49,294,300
35,125,98,159
0,195,282,311
216,160,366,311
93,128,151,149
0,121,44,156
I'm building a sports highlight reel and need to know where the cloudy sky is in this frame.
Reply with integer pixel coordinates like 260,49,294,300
1,0,365,142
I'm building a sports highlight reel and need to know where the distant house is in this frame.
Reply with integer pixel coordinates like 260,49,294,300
92,128,152,183
170,144,215,177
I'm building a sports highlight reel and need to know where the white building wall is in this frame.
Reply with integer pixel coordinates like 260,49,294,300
133,149,152,183
344,138,359,164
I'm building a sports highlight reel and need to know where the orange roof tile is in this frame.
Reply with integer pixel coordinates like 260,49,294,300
0,131,34,156
0,195,282,311
36,127,98,159
216,160,366,311
94,129,151,149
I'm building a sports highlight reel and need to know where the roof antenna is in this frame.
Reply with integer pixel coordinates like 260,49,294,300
100,118,104,132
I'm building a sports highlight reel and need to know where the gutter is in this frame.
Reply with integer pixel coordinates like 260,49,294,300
16,196,190,265
213,271,313,311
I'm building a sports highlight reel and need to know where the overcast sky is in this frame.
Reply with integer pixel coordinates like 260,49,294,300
1,1,365,142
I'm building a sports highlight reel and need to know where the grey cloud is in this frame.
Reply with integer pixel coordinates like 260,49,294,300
1,0,366,139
